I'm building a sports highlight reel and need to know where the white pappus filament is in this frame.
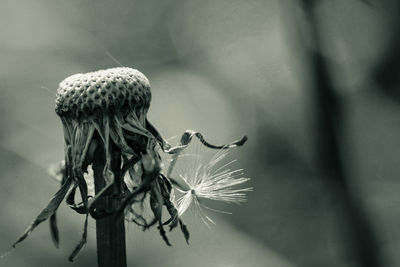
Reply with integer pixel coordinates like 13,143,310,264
170,146,252,227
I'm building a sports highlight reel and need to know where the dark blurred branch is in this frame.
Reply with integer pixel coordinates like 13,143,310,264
300,1,383,266
373,3,400,99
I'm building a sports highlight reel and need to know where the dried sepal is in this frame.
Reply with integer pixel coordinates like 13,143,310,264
12,177,72,248
68,214,89,262
163,130,247,155
150,180,171,246
66,184,87,214
49,213,59,248
115,140,161,219
178,219,190,244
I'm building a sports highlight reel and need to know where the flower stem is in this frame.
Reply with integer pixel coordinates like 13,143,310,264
93,138,127,267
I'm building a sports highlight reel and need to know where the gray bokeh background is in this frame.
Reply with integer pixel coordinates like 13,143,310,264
1,0,400,266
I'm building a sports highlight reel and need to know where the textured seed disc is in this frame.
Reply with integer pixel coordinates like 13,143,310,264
55,67,151,117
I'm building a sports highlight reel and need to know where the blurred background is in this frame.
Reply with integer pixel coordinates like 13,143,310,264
1,0,399,266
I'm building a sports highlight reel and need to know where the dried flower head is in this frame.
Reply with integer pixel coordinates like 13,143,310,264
13,67,249,261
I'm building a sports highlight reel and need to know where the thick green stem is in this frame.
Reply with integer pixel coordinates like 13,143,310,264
93,138,127,267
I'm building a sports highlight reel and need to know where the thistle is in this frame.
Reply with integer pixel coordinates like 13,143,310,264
12,67,249,266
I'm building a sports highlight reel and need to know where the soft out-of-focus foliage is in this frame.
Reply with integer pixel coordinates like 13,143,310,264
1,0,399,266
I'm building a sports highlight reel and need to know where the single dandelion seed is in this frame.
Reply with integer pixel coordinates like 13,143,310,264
167,139,252,227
